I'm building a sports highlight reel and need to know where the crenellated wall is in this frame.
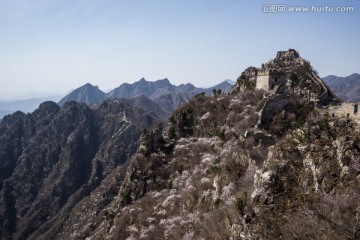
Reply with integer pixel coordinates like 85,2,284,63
325,102,360,122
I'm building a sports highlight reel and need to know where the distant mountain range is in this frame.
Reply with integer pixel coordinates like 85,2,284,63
322,73,360,102
58,78,233,119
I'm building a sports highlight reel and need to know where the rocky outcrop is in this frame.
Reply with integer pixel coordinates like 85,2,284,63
237,50,340,134
249,116,360,239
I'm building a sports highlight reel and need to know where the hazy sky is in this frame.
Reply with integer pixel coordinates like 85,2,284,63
0,0,359,100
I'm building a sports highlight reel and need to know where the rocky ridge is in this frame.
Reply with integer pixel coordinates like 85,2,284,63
0,99,161,239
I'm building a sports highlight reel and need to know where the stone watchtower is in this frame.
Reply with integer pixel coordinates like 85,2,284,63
255,69,286,91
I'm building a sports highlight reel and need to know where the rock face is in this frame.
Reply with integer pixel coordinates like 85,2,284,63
323,73,360,102
0,99,161,239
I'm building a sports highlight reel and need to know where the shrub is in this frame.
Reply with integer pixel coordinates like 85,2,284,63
176,164,184,174
235,192,247,215
214,198,222,207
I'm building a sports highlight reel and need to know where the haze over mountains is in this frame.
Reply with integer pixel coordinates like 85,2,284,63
322,73,360,102
58,78,233,120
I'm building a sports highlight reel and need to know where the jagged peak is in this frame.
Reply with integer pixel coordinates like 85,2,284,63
262,49,305,72
136,78,171,84
156,78,171,84
275,49,300,61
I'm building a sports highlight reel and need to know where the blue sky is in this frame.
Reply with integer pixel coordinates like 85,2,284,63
0,0,359,99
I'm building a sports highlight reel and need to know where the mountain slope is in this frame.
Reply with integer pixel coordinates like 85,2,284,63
151,92,194,113
118,95,171,120
0,100,161,239
323,73,360,102
58,83,106,106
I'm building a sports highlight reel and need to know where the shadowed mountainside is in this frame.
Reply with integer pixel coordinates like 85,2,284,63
0,99,161,239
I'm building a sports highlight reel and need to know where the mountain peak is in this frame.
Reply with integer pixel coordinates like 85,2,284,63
58,83,105,106
82,83,99,89
224,79,235,85
234,49,338,106
83,82,94,87
262,48,304,73
275,48,300,61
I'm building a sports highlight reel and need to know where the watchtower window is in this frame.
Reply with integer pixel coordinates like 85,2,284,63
275,77,278,83
355,104,358,114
